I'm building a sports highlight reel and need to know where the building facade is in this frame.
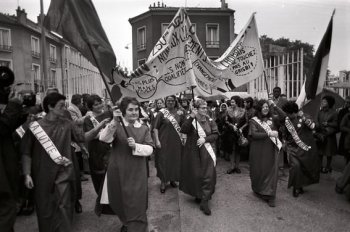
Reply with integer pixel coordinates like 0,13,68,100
0,7,106,101
128,1,235,69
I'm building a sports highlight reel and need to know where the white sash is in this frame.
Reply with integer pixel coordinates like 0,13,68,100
29,121,71,166
285,117,311,151
252,117,282,150
16,125,26,138
160,108,184,145
192,119,216,166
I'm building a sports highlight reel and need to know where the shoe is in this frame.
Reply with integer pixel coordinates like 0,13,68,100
160,183,166,194
327,167,333,173
235,168,241,174
299,187,304,194
200,200,211,215
321,167,328,174
195,198,201,204
80,175,89,181
170,181,177,188
335,185,344,194
75,200,82,214
120,225,128,232
226,168,235,174
267,199,276,207
293,188,300,198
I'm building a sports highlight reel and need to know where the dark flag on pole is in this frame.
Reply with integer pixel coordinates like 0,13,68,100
304,10,334,100
44,0,116,100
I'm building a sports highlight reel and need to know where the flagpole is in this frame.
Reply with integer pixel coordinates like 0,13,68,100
263,70,270,98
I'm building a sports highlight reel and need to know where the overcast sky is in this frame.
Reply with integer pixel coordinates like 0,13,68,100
2,0,350,75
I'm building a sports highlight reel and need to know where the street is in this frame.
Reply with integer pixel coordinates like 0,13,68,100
15,158,350,232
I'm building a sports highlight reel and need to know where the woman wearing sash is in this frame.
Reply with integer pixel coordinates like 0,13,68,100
99,97,153,232
21,93,108,232
249,99,281,207
180,98,218,216
83,94,113,194
153,95,185,193
278,101,320,198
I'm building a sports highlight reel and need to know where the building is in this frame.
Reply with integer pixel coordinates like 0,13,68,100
331,70,350,98
0,7,106,100
128,0,235,69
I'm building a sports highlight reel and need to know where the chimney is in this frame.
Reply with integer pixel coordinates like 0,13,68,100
16,6,27,24
221,0,227,9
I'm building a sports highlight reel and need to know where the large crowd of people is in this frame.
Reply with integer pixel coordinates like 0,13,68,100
1,65,350,232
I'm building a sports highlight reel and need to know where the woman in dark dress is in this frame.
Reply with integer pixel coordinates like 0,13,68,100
99,97,154,232
153,95,185,193
249,99,281,207
83,94,113,194
316,95,338,173
278,101,320,197
180,98,218,216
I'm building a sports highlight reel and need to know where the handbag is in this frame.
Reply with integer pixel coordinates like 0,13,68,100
238,133,249,147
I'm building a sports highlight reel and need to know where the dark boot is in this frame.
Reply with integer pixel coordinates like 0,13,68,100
200,200,211,215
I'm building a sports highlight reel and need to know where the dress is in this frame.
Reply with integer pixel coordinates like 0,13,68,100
180,116,218,200
21,117,85,232
153,109,184,182
83,111,112,193
249,117,279,199
316,108,338,156
99,119,153,232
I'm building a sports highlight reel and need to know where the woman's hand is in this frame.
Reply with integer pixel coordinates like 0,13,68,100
24,175,34,189
268,130,279,138
155,140,161,149
197,137,206,147
127,137,136,150
190,108,198,118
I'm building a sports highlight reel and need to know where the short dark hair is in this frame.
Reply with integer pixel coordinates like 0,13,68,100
322,95,335,108
86,94,102,110
245,97,254,107
119,97,140,116
165,95,178,108
254,99,270,119
71,94,82,106
230,95,243,107
43,93,66,113
282,100,299,114
273,86,281,92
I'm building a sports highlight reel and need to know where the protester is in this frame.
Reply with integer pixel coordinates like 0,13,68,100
216,102,228,158
249,99,281,207
226,96,246,174
335,161,350,201
316,95,338,173
153,95,184,193
340,111,350,164
180,98,218,216
99,96,153,232
0,66,27,232
337,96,350,164
21,92,108,232
84,94,113,193
279,101,320,197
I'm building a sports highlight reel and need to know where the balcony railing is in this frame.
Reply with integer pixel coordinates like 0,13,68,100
49,57,57,63
31,51,40,58
137,43,146,51
206,41,219,48
0,45,12,52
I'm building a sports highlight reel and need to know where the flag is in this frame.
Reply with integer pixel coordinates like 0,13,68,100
296,10,334,108
44,0,116,99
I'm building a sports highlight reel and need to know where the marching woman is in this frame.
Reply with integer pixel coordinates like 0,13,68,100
99,97,154,232
277,101,320,197
83,94,113,194
249,99,281,207
180,98,218,215
153,95,185,193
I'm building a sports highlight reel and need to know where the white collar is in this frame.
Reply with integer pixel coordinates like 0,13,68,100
121,117,142,128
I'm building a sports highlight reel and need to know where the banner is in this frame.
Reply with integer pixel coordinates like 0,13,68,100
111,9,264,101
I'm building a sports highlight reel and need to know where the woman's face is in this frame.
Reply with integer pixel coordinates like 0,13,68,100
166,97,176,109
230,99,237,108
124,103,139,123
220,104,227,112
92,100,104,114
261,103,269,116
198,103,208,116
156,100,164,109
321,99,329,109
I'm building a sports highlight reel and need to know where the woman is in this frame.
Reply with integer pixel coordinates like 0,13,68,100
150,98,164,127
180,99,218,216
153,95,184,193
99,97,154,232
279,101,320,197
83,94,113,194
226,96,246,174
216,103,228,158
249,99,281,207
316,95,338,173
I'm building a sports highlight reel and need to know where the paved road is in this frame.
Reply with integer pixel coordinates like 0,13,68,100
15,157,350,232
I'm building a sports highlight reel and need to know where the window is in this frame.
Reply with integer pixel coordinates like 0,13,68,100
64,46,70,63
137,26,146,51
32,64,41,92
49,44,57,63
206,24,219,48
0,59,12,68
0,28,12,51
31,36,40,57
50,69,56,87
138,59,146,66
161,23,169,35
